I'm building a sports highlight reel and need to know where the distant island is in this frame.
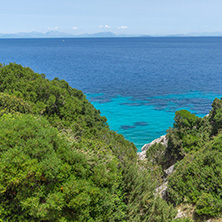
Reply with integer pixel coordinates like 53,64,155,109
1,31,222,38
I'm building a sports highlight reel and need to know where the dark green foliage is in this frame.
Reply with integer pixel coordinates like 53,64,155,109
167,110,211,162
0,63,107,136
173,110,200,129
0,63,176,221
195,193,222,217
167,134,222,217
146,142,166,166
165,100,222,219
121,162,176,222
209,98,222,135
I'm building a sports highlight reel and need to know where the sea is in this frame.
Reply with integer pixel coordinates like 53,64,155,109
1,37,222,151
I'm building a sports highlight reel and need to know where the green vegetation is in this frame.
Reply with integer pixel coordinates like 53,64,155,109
0,63,176,221
2,63,222,221
0,114,125,221
143,101,222,220
166,110,211,162
173,219,193,222
165,104,222,219
146,142,166,166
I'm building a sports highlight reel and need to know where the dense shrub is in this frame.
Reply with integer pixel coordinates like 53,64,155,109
0,92,32,115
195,193,222,217
173,218,193,222
0,63,177,221
209,98,222,135
167,110,211,162
146,142,166,166
167,133,222,217
163,101,222,219
0,114,126,221
0,63,107,135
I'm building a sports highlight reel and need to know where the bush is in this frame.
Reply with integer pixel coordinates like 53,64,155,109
0,63,179,221
195,193,222,217
167,110,211,162
146,142,166,166
0,93,32,115
167,135,222,217
0,114,126,221
0,63,107,137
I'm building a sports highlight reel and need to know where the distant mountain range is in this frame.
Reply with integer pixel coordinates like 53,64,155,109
0,31,222,38
168,32,222,37
0,31,144,38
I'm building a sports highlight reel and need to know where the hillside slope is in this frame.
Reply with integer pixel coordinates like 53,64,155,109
0,63,176,221
143,105,222,221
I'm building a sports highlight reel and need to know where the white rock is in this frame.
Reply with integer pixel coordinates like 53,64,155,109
175,209,186,219
138,135,168,160
155,181,168,199
164,164,175,176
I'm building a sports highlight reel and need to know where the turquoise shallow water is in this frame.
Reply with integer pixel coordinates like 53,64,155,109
1,37,222,151
88,91,222,151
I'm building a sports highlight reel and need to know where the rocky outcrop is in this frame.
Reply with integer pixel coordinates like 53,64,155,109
138,135,168,160
155,164,175,199
164,164,175,176
174,209,186,220
138,136,176,200
155,181,168,199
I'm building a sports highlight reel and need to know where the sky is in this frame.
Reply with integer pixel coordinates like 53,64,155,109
1,0,222,35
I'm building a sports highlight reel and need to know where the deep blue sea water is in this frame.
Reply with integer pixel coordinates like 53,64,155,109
1,37,222,151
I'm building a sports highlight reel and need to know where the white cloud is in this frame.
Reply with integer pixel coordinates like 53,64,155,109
99,25,111,29
118,26,128,29
48,27,59,30
72,26,78,30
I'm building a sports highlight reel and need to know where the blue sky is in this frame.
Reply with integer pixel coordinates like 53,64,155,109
1,0,222,35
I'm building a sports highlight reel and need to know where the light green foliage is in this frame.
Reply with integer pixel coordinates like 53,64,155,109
0,92,32,115
121,162,176,222
173,218,193,222
147,197,177,222
0,114,126,221
3,63,222,220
